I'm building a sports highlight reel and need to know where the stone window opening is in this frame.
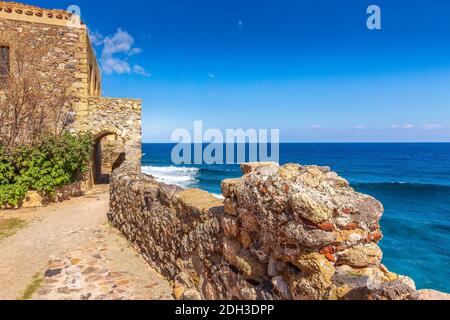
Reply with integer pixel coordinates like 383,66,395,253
0,45,10,88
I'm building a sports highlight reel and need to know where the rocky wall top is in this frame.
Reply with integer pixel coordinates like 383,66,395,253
108,161,449,300
222,162,412,299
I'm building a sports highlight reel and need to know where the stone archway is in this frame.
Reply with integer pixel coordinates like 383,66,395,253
92,132,126,184
76,97,142,184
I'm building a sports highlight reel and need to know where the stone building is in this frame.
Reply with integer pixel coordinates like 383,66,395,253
0,1,142,184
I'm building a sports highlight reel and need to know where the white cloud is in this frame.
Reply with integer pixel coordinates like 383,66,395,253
208,72,216,79
133,65,151,77
88,30,104,46
354,126,366,130
102,29,135,56
238,20,243,29
389,123,447,130
311,125,321,129
389,124,419,130
421,123,445,130
102,57,131,74
91,28,150,76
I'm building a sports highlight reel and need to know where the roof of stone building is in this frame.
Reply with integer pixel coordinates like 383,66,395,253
0,1,83,24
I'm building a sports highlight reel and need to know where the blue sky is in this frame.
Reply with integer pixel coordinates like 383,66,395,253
29,0,450,142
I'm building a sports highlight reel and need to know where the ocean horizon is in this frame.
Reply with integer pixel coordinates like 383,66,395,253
141,142,450,293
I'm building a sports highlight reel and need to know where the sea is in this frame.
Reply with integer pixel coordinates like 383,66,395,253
141,143,450,293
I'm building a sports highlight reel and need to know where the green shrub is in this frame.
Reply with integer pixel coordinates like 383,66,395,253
0,133,93,207
0,145,15,185
0,183,28,207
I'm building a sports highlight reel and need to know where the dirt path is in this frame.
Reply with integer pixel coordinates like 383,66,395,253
0,186,173,300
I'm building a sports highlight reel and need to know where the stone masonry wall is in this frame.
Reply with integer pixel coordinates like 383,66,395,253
100,138,125,173
109,161,448,300
86,97,142,168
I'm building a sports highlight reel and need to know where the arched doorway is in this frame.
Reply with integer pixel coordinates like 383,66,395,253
93,133,126,184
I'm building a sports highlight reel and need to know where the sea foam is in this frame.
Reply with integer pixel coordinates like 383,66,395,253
142,165,199,188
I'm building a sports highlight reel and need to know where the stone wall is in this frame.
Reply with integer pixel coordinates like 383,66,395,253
100,137,125,173
109,161,448,300
85,97,142,168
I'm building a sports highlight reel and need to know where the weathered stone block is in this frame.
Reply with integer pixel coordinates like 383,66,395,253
223,238,265,281
240,162,279,175
22,191,43,208
336,243,382,268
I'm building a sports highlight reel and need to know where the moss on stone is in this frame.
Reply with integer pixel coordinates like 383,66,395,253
0,218,27,240
19,273,43,300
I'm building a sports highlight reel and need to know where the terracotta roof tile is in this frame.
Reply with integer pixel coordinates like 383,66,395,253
0,1,82,23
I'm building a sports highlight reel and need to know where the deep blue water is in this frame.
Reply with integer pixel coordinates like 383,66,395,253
141,143,450,293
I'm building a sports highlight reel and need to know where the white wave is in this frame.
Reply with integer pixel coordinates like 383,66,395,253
212,193,224,200
142,165,199,188
143,166,199,174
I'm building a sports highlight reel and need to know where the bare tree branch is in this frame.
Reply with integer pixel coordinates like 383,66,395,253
0,31,77,150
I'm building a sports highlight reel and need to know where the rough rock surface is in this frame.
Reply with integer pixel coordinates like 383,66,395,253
109,162,447,300
414,290,450,300
22,191,43,209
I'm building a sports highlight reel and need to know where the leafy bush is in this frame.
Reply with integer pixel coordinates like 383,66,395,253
0,184,28,207
0,145,15,185
0,133,92,207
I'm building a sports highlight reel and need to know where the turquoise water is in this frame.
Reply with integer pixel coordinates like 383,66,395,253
141,143,450,293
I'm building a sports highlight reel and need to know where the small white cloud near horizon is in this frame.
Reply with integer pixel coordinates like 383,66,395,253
89,28,150,76
311,125,321,129
389,124,446,130
354,125,366,130
421,123,445,130
389,124,415,129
